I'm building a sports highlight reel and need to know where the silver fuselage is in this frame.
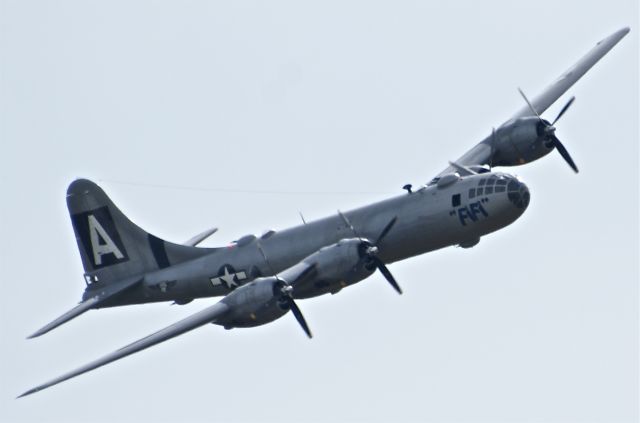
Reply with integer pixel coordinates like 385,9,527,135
99,172,529,306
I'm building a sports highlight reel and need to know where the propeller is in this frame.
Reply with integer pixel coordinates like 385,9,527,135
338,211,402,294
257,243,312,338
273,280,312,338
518,88,579,173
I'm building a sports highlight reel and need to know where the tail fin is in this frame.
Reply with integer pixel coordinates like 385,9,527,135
67,179,212,285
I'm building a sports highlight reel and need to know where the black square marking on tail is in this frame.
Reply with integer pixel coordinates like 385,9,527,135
71,206,129,269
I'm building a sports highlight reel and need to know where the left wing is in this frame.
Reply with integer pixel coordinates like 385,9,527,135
19,259,319,398
18,302,230,398
434,27,629,179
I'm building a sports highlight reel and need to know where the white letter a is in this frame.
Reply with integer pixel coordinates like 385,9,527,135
88,214,124,265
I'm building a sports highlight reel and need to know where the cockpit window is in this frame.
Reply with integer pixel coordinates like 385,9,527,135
485,186,494,194
486,176,496,186
468,188,476,199
496,179,507,186
478,179,486,186
495,186,506,192
452,194,461,207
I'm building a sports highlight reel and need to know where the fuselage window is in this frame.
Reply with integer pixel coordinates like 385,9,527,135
452,194,461,207
469,188,476,199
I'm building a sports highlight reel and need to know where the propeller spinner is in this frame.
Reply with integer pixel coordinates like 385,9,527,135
518,88,579,173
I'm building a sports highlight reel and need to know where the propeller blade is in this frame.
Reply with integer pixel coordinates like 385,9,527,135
337,210,360,239
287,298,312,338
551,96,575,126
551,135,579,173
489,127,497,169
374,216,397,246
518,88,542,120
372,257,402,295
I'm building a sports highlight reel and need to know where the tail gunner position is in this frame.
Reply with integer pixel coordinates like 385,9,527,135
19,27,629,398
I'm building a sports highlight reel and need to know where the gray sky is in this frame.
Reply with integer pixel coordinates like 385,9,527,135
1,1,638,422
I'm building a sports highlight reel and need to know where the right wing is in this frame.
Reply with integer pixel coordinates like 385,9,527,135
508,27,630,121
18,302,229,398
434,27,630,179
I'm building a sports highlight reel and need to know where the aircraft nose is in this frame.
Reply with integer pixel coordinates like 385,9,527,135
507,179,530,209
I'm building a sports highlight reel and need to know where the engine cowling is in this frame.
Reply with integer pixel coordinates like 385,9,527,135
213,277,288,329
211,235,399,331
491,117,554,166
211,238,376,330
292,238,376,298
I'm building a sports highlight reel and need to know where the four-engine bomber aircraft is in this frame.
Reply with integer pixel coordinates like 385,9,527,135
19,27,630,397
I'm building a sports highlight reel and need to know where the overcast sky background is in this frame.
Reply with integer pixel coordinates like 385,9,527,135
1,1,638,422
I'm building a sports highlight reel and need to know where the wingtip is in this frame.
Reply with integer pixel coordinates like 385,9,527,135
614,27,631,39
27,326,49,339
16,388,37,399
609,27,631,41
26,331,43,340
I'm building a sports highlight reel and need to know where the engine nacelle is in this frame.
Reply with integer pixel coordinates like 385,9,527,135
213,277,287,329
292,238,375,298
212,238,377,328
491,117,554,167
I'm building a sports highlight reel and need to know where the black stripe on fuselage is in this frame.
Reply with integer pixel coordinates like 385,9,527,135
148,234,170,269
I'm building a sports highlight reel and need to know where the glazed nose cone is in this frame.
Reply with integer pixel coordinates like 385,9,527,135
507,179,530,210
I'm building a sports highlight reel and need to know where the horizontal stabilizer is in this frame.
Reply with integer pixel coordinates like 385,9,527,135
183,227,218,247
28,277,142,339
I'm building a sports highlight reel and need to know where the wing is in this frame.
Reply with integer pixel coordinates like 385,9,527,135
279,261,318,288
18,302,229,398
19,261,318,397
434,27,630,179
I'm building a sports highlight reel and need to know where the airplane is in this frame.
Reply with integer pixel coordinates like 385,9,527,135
19,27,630,398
